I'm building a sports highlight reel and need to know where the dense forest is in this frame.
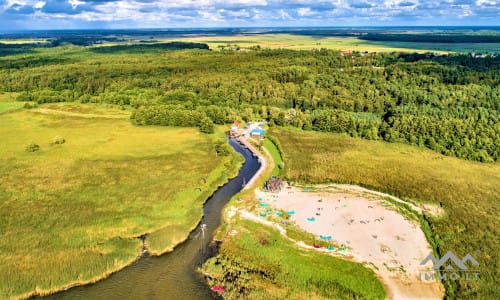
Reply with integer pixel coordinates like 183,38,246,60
1,45,498,162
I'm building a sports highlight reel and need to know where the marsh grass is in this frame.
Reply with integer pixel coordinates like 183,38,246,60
203,219,386,300
204,132,385,299
0,104,238,299
269,128,500,299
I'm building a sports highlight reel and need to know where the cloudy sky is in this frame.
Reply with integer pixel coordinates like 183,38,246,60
0,0,499,31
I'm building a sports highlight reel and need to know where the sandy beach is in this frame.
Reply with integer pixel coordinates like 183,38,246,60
255,185,444,299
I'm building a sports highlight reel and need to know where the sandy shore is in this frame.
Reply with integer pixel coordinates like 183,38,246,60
256,185,444,300
236,136,266,191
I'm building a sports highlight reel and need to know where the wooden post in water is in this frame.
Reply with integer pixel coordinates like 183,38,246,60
201,223,206,255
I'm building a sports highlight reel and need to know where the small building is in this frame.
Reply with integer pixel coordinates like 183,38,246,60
250,127,265,136
230,120,240,136
265,176,284,193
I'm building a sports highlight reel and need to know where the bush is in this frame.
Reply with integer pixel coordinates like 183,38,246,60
52,136,65,145
25,143,40,152
215,140,231,156
23,102,38,109
199,117,214,134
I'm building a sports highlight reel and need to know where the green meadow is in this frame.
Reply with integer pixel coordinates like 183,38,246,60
269,128,500,299
261,137,283,176
0,103,240,299
203,219,386,300
0,94,24,113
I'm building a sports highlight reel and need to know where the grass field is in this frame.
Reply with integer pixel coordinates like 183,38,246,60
41,102,132,116
0,93,24,113
269,128,500,299
203,219,386,300
0,104,241,299
168,34,455,53
261,137,283,176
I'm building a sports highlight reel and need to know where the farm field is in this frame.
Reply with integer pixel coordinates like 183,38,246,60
0,103,240,299
168,34,450,53
268,128,500,299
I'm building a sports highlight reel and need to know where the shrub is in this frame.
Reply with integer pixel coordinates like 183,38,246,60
215,140,231,156
53,136,65,145
23,102,38,109
25,143,40,152
199,117,214,134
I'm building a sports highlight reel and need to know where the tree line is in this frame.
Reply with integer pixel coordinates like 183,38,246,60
1,46,498,162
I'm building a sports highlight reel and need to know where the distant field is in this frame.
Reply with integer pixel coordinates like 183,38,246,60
168,34,463,53
269,128,500,299
0,39,47,44
0,104,239,299
369,40,500,53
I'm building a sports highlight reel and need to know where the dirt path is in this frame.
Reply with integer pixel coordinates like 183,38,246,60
236,136,267,191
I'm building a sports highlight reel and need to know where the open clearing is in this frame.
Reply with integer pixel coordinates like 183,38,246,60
0,104,238,299
256,185,444,299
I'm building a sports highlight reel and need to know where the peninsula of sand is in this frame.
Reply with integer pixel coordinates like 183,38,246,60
234,134,445,299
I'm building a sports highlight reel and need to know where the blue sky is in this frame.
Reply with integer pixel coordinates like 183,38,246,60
0,0,499,31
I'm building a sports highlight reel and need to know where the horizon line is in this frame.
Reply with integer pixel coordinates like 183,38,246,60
2,25,500,33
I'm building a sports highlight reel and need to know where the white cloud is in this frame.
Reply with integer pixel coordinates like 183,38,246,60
277,8,291,19
297,7,314,16
1,0,499,30
33,1,45,9
219,8,250,18
5,0,26,10
197,10,224,22
458,5,474,17
68,0,84,9
475,0,497,5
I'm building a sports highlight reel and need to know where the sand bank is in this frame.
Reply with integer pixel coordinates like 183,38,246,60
255,185,444,299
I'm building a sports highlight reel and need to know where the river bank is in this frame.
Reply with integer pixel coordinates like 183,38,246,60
255,185,444,299
201,134,446,299
20,149,243,300
37,137,260,300
0,109,247,300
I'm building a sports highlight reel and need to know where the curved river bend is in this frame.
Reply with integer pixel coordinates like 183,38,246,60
42,138,260,300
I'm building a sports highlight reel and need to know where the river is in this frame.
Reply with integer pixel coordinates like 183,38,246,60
41,138,260,300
